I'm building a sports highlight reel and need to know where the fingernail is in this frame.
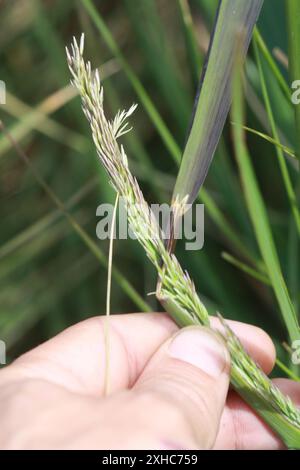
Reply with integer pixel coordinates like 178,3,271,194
168,327,229,378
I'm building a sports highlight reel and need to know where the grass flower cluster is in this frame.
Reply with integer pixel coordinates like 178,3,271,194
67,35,300,449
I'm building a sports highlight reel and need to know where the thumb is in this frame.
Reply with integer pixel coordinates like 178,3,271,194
132,326,230,449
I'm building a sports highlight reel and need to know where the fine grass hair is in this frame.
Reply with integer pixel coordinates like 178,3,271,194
66,34,300,449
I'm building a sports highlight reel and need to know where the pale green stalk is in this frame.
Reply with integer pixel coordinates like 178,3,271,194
234,124,296,160
276,359,300,382
104,193,119,396
67,36,300,449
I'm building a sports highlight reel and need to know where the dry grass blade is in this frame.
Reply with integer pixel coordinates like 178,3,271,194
104,193,119,396
67,34,300,449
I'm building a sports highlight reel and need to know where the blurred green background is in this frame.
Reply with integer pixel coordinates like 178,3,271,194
0,0,298,369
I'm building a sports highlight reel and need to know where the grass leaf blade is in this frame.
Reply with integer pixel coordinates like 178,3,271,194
231,55,300,344
173,0,263,204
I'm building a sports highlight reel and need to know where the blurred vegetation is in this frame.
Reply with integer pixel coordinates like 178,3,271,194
0,0,298,375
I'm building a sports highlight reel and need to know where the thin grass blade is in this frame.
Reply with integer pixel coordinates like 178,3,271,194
222,252,270,286
235,123,296,159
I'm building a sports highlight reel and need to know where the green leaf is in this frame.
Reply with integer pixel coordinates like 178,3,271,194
173,0,263,205
286,0,300,160
231,52,300,345
276,359,300,382
253,35,300,236
230,56,300,448
254,28,291,103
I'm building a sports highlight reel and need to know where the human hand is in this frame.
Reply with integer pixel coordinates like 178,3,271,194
0,313,299,449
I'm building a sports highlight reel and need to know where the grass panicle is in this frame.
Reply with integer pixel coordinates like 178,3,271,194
67,34,300,449
66,35,209,328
